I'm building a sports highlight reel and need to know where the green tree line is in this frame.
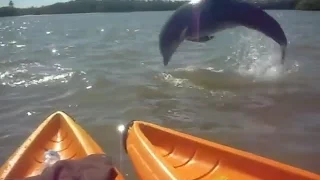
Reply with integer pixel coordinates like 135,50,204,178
295,0,320,10
0,0,186,17
0,0,319,17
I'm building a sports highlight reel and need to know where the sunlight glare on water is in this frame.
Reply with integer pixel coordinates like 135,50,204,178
189,0,202,5
117,124,125,133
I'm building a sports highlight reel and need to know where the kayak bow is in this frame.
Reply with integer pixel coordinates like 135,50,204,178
122,120,320,180
0,111,124,180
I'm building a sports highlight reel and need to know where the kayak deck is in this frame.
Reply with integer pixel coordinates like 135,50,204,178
123,120,320,180
0,111,124,180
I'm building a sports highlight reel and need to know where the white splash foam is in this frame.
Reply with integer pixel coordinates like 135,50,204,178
206,67,224,73
237,53,285,81
29,72,73,85
159,73,188,87
16,45,26,48
157,72,205,90
230,29,295,82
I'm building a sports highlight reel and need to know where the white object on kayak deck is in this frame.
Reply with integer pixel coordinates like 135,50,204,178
44,150,61,168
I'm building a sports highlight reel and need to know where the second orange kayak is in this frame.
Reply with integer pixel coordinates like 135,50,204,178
0,111,124,180
122,120,320,180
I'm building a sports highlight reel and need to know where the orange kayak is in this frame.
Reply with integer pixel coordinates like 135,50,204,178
122,120,320,180
0,111,124,180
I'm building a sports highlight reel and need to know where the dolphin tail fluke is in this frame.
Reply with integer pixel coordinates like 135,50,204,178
231,1,288,63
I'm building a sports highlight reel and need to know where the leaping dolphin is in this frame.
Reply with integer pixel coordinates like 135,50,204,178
159,0,288,66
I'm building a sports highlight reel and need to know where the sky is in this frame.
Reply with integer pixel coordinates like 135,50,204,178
0,0,70,8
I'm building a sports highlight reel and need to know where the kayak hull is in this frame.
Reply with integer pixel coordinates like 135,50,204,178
123,120,320,180
0,111,124,180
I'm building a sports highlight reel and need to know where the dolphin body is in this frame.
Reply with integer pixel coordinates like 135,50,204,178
159,0,287,66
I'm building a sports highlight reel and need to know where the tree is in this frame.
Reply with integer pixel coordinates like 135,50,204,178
295,0,320,10
9,0,14,7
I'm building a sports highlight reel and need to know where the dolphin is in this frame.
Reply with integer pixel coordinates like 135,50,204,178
159,0,288,66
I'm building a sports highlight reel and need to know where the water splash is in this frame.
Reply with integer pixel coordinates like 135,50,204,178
206,67,224,73
230,30,297,82
157,72,188,88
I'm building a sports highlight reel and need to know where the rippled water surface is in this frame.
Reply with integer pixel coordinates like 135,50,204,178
0,11,320,178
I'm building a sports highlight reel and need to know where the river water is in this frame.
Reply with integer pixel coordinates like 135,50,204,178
0,10,319,178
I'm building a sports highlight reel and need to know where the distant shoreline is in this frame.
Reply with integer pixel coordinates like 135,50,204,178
0,0,319,18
